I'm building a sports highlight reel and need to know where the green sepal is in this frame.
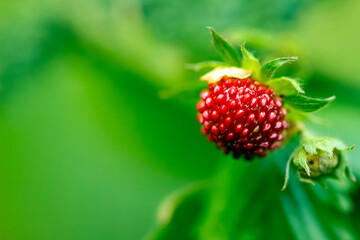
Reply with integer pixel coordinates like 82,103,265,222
317,138,355,182
282,146,311,190
266,77,304,96
293,148,310,176
261,56,298,80
186,61,225,72
314,138,335,155
333,139,355,151
283,95,335,113
303,140,316,154
240,43,261,79
208,27,242,67
305,138,354,156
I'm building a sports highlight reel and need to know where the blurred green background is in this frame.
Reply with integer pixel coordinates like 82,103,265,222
1,0,360,239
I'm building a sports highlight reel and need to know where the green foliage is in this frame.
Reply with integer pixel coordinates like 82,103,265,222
284,95,335,112
261,57,298,80
303,139,317,154
240,43,261,79
293,148,310,175
267,77,304,95
208,27,242,67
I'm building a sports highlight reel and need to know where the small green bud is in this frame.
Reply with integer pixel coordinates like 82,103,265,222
282,137,355,190
298,149,338,178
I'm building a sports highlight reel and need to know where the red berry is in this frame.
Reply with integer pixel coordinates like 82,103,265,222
260,141,269,148
224,116,232,127
211,110,219,121
247,114,256,124
200,90,209,100
205,97,214,107
220,105,228,114
219,123,226,133
258,111,266,122
235,109,245,119
213,85,222,94
259,97,267,107
240,128,249,137
244,143,254,150
196,76,289,159
256,86,264,95
268,112,277,122
229,100,237,109
197,113,204,124
262,123,271,132
235,124,243,133
202,110,210,120
250,97,257,107
229,86,237,96
196,101,206,112
241,93,251,103
203,121,210,130
211,125,219,135
216,94,226,104
274,121,282,129
275,99,282,108
226,132,235,141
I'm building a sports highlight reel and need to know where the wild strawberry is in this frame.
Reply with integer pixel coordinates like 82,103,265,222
189,27,351,186
197,76,288,160
190,28,337,163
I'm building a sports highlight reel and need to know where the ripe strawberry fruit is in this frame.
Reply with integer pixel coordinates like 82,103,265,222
196,76,289,160
191,28,350,186
191,28,331,161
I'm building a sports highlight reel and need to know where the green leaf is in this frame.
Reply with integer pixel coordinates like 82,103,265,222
303,140,317,154
314,138,335,155
240,43,261,79
293,148,310,176
283,95,335,112
266,77,304,96
185,61,225,72
261,56,298,80
208,27,242,66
